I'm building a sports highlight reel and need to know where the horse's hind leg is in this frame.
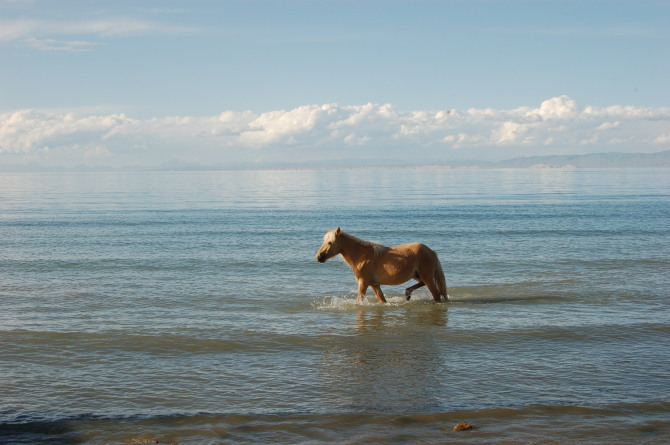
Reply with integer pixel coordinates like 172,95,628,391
419,258,445,302
371,285,387,303
405,281,425,301
425,279,443,302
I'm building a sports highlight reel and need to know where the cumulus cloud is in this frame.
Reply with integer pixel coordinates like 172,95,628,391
1,96,669,167
535,95,578,120
0,110,134,153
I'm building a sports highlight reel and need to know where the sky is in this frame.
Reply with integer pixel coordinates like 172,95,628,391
1,0,669,169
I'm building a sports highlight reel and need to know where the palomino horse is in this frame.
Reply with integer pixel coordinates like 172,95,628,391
315,227,448,303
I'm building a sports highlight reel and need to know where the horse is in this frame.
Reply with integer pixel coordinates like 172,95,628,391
315,227,448,303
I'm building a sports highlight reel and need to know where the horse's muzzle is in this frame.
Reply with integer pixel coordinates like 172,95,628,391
316,254,326,263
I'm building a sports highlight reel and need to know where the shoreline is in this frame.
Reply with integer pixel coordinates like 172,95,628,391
3,401,668,444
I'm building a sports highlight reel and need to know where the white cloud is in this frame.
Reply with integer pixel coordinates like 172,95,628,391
0,17,196,48
23,36,98,51
596,121,621,131
1,96,669,167
0,18,36,42
493,122,530,144
83,145,111,159
240,104,336,146
534,95,578,120
62,17,194,37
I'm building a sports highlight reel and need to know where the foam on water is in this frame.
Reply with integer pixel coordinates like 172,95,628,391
312,292,445,310
311,282,563,308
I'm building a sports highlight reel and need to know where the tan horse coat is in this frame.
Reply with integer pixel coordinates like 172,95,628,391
316,227,448,303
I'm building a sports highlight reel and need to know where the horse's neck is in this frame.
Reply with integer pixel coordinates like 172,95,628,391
339,236,374,269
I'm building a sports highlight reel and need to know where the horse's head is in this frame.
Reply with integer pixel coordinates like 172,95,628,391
316,227,342,263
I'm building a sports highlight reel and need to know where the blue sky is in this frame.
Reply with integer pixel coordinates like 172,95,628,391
1,0,669,168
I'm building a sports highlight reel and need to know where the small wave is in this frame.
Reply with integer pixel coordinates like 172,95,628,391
446,293,550,304
3,402,668,445
446,282,568,304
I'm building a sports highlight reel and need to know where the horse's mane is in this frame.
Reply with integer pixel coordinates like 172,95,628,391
340,231,386,257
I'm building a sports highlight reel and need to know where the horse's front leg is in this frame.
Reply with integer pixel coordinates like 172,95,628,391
405,281,425,301
357,279,368,303
371,284,387,303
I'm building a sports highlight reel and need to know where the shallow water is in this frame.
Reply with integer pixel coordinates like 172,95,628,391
1,168,669,444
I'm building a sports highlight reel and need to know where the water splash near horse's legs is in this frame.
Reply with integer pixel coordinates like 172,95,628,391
356,280,368,303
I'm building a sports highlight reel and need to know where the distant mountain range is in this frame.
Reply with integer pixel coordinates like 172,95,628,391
2,150,669,172
158,149,670,170
488,150,670,169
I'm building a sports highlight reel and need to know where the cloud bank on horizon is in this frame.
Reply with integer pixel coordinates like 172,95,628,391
2,96,669,168
2,1,668,168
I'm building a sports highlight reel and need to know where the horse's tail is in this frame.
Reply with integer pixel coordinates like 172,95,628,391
435,257,448,301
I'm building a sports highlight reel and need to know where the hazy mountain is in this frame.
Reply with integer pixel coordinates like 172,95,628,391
490,150,670,169
2,150,669,172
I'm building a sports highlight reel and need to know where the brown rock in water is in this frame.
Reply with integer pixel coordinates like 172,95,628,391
453,421,473,431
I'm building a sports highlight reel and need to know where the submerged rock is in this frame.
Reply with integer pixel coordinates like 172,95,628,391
453,421,473,431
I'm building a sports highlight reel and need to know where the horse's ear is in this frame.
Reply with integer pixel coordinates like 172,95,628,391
335,227,341,234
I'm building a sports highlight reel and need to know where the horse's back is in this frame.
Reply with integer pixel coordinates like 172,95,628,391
385,242,433,257
389,241,430,252
404,243,437,259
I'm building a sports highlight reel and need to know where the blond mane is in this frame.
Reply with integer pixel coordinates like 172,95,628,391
338,230,386,257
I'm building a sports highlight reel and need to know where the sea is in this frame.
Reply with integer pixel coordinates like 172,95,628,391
0,168,668,444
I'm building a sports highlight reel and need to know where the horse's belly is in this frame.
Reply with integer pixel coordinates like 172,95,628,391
374,243,425,285
374,261,417,285
377,275,414,286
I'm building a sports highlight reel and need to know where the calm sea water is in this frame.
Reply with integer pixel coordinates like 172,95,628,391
1,168,669,444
